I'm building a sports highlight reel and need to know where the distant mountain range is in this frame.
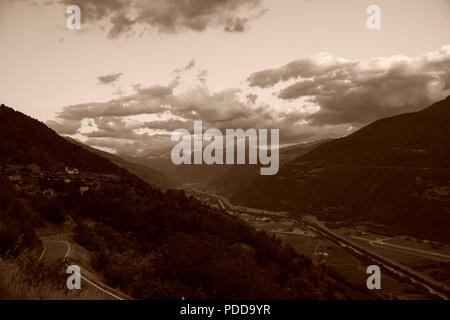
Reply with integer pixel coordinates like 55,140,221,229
232,96,450,241
65,137,176,190
123,140,328,190
209,140,329,196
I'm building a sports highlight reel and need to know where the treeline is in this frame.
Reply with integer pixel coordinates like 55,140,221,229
0,179,38,256
63,184,351,299
0,174,358,299
0,105,122,174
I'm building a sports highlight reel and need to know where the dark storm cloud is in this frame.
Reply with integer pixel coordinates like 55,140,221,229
58,0,266,38
97,72,123,85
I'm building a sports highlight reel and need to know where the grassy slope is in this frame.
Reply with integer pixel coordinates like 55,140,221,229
0,256,107,300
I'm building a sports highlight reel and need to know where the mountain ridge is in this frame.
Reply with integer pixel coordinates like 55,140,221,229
232,96,450,241
64,137,175,190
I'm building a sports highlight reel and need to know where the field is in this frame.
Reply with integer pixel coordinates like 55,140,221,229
238,214,431,299
344,234,450,291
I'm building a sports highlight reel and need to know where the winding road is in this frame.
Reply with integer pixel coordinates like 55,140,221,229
39,239,127,300
38,239,70,263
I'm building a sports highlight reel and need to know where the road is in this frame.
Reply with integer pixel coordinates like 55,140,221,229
303,217,449,300
217,198,226,210
39,239,126,300
312,240,322,255
352,236,450,261
38,239,70,263
192,189,450,299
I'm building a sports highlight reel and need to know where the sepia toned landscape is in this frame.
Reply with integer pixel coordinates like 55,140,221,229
0,0,449,302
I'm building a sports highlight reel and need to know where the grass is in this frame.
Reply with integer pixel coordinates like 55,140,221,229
0,254,110,300
274,232,432,299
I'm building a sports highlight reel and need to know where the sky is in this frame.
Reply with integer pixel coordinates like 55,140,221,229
1,0,449,155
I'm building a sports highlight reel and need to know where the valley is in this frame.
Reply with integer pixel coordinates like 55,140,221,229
1,96,449,301
183,182,450,300
2,104,364,300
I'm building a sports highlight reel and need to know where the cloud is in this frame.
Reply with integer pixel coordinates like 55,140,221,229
46,119,81,135
57,0,266,38
247,54,357,88
248,46,450,126
97,72,123,85
9,0,54,7
49,46,450,155
50,61,327,154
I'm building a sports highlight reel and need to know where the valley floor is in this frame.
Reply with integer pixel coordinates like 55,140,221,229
183,183,450,300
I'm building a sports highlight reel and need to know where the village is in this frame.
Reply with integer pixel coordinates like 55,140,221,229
0,164,121,197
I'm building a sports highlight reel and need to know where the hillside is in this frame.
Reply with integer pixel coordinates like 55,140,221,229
0,104,369,299
209,140,328,196
232,96,450,241
0,105,123,175
65,137,175,190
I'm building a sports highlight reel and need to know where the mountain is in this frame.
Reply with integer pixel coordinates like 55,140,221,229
233,96,450,241
209,140,328,196
0,106,123,175
65,137,175,190
126,140,327,191
119,153,179,176
0,104,368,299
